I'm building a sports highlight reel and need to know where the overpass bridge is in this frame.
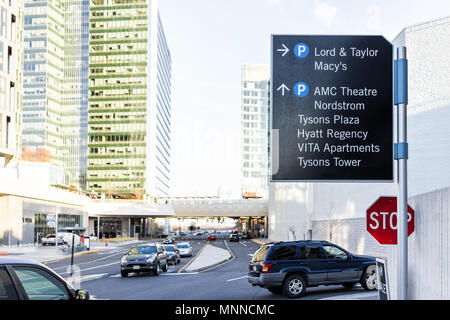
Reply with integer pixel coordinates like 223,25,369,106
86,197,268,239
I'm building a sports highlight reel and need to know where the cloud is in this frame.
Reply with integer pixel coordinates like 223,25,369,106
366,4,381,29
313,1,338,27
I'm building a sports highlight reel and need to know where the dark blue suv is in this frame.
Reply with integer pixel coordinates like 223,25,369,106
248,240,377,298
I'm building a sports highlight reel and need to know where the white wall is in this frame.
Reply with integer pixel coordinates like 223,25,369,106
268,182,308,241
386,187,450,299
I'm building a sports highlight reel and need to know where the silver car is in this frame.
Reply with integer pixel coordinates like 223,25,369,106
0,257,89,300
41,234,65,246
176,242,193,257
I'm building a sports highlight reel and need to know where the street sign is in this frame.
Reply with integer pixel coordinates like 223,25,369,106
271,35,393,181
366,196,414,245
376,258,390,300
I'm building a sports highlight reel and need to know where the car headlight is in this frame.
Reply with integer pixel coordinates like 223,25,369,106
121,257,127,265
146,257,154,263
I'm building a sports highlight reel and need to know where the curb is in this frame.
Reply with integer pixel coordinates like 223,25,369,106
186,240,235,273
41,249,101,264
177,241,209,273
251,239,266,245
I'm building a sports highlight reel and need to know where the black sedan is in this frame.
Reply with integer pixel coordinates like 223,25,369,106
121,243,168,277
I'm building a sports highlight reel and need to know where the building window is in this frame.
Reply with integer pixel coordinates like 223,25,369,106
0,8,5,38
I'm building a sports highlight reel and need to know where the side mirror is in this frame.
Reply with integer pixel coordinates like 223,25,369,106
75,289,90,300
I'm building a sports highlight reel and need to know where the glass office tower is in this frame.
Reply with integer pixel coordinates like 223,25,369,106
241,64,270,199
22,0,89,189
88,0,172,198
0,0,23,167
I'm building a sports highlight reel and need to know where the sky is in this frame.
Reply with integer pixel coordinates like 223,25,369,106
157,0,450,198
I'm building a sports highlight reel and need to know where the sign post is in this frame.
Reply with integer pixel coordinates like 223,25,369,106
394,46,409,300
271,35,393,182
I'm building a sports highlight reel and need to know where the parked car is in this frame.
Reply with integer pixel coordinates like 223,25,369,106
120,243,168,277
241,233,250,239
207,235,216,241
176,242,193,257
229,234,240,242
0,257,90,300
41,234,65,246
163,237,175,244
193,232,204,236
248,240,377,298
162,244,181,265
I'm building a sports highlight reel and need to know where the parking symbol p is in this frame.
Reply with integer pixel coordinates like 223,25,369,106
294,43,309,58
294,82,309,97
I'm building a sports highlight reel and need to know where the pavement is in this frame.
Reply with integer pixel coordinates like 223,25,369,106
3,239,142,263
8,238,378,300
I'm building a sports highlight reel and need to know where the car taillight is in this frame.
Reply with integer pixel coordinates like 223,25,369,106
262,263,272,273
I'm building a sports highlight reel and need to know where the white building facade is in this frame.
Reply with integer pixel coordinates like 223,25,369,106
241,64,270,199
0,0,23,167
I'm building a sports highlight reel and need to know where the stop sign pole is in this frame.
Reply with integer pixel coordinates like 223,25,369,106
395,46,408,300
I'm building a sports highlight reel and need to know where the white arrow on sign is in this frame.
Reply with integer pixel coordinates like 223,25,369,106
277,44,289,56
277,83,290,96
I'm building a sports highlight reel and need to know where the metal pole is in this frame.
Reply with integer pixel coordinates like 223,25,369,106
55,213,58,251
70,233,75,276
396,46,408,300
97,216,100,239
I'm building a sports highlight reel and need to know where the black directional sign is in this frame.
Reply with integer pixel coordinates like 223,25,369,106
271,35,393,182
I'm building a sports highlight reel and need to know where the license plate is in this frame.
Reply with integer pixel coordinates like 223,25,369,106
133,265,140,270
253,266,257,272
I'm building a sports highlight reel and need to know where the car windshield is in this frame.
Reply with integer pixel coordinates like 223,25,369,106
252,245,271,262
130,246,157,255
164,246,175,251
177,244,189,248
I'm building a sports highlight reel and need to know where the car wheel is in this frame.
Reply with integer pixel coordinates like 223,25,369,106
121,271,128,277
342,282,356,288
283,274,307,298
162,261,168,272
361,265,377,290
154,263,161,276
267,287,283,294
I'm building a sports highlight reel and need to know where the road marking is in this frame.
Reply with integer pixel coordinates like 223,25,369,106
239,242,247,247
226,275,248,282
161,272,199,276
50,251,124,270
248,254,253,256
110,272,199,278
60,261,119,275
67,273,109,283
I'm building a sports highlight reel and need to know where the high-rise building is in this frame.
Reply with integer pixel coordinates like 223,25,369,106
0,0,23,167
88,0,172,198
22,0,89,188
241,64,270,198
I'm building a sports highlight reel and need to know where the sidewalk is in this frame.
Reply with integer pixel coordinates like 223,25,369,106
2,239,141,263
183,242,232,272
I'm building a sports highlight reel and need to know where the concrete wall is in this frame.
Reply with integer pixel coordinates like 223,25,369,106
386,187,450,299
268,183,308,241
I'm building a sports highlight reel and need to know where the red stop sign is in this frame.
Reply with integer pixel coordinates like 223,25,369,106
367,196,415,245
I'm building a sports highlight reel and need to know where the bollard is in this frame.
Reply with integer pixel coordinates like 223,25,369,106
4,251,7,256
105,242,108,247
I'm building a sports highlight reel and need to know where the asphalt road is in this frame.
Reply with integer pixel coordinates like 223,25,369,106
44,239,378,300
